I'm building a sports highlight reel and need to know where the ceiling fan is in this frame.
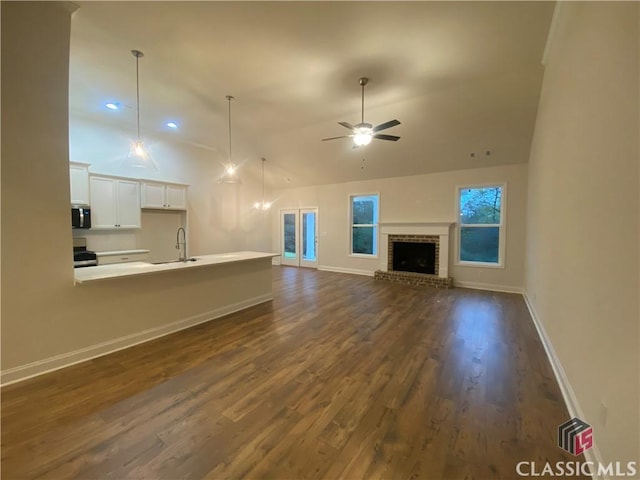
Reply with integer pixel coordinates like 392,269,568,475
322,77,401,147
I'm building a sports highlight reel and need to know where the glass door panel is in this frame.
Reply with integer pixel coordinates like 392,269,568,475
301,209,318,268
281,210,298,266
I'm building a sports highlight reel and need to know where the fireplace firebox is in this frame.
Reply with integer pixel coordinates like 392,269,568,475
392,242,436,274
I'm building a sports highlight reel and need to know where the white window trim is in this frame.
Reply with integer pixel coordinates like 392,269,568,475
348,192,380,258
454,182,507,269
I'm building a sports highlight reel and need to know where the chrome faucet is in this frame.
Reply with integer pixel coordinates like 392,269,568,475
176,227,187,262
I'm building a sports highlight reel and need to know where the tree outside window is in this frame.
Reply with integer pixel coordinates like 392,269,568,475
350,194,379,256
283,213,296,259
458,185,504,265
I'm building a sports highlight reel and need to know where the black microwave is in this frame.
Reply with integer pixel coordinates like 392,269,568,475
71,207,91,229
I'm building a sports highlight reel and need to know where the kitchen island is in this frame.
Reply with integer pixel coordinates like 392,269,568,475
4,251,281,384
75,251,278,284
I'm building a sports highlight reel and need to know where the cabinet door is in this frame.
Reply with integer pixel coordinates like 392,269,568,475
90,177,117,228
116,180,141,228
70,164,90,205
141,182,166,209
98,252,149,265
165,185,187,210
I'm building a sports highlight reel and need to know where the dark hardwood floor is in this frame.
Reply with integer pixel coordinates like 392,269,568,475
1,267,585,479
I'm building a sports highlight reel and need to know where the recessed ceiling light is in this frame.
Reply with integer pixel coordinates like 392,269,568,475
166,122,178,129
105,102,119,110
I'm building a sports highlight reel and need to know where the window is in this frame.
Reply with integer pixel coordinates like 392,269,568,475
457,185,505,266
350,194,379,256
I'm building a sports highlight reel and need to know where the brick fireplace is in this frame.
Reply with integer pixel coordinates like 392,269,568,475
374,222,454,288
389,235,439,274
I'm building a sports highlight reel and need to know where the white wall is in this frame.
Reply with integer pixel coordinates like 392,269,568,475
526,2,639,467
271,163,528,291
137,210,185,263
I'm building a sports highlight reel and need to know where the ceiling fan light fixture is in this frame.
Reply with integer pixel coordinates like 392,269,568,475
321,77,401,146
353,127,373,146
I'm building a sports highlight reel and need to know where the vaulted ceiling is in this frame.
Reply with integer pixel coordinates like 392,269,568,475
69,1,554,188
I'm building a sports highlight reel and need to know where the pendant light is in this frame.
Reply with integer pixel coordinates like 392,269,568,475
218,95,241,184
253,158,271,210
128,49,157,170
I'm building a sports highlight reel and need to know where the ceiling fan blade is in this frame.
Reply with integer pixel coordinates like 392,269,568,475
321,135,352,141
373,134,401,141
373,119,401,132
338,121,356,131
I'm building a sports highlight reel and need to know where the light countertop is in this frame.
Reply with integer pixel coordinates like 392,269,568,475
75,251,279,284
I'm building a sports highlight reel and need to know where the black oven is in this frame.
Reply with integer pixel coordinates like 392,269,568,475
73,237,97,268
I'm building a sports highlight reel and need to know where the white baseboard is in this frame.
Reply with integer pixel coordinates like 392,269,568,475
0,293,273,387
523,292,604,479
271,257,281,266
454,280,523,294
317,265,374,277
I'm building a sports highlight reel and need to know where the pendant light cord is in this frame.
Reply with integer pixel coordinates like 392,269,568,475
136,55,140,141
227,96,234,162
261,158,265,203
361,82,365,124
131,50,144,142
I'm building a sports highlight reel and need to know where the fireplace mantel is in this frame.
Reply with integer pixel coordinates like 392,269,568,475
380,222,454,236
379,221,454,278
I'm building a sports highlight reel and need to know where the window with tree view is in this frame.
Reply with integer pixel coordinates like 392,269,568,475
458,185,504,265
350,194,379,256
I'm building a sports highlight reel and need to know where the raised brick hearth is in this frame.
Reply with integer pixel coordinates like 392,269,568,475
374,222,454,288
374,269,452,288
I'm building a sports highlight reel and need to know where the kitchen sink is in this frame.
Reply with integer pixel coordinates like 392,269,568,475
151,258,198,265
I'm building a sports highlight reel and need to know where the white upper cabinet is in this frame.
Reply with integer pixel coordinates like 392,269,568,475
165,184,187,210
116,179,142,228
69,162,90,206
90,176,117,227
141,181,187,210
141,182,165,209
90,175,141,229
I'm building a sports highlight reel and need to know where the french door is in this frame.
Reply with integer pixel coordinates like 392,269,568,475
280,208,318,268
